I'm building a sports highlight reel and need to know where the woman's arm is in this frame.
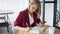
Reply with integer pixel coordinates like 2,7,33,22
14,12,30,32
14,26,30,32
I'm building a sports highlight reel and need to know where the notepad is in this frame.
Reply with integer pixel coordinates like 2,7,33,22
29,26,45,34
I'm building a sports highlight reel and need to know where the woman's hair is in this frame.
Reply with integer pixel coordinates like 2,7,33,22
29,0,41,18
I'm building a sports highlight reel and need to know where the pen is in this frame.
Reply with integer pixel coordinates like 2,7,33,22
26,23,29,27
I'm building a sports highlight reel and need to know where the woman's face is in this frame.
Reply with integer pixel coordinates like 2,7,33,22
29,3,39,14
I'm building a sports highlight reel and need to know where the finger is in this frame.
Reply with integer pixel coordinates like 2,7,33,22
39,22,43,24
42,21,46,23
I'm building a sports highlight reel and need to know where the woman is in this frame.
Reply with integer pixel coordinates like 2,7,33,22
14,0,45,32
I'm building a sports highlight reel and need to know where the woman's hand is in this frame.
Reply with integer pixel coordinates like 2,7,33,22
38,21,46,27
24,27,30,32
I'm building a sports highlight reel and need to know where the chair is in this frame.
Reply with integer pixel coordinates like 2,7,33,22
0,16,9,33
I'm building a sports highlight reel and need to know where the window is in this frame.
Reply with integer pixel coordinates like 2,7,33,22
42,0,54,26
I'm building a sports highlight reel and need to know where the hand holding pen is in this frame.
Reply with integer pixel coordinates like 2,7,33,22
24,23,30,32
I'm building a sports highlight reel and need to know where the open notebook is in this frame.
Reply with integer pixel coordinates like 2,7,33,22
29,26,45,34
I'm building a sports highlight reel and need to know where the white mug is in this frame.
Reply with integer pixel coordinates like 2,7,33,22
46,27,55,34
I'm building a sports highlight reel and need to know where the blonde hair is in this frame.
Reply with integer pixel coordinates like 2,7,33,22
29,0,41,18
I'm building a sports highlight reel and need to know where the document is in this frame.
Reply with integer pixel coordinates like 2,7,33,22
29,26,45,34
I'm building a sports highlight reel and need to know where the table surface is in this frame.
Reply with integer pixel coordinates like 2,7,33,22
0,12,13,14
18,25,60,34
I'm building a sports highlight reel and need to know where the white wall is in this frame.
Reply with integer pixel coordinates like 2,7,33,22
0,0,54,30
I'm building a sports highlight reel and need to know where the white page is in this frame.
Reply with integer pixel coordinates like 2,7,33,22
29,26,45,34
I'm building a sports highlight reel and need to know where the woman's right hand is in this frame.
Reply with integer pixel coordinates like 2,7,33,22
24,27,30,32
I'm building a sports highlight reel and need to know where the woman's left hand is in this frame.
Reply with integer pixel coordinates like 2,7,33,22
38,21,46,27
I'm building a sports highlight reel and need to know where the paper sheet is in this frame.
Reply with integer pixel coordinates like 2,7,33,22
29,26,45,34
